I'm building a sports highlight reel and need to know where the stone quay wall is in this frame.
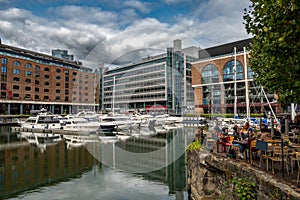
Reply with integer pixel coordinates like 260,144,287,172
187,149,300,200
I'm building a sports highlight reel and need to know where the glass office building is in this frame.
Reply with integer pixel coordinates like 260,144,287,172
102,40,198,115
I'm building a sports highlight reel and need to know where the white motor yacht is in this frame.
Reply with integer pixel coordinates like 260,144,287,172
99,114,140,132
21,109,62,130
61,115,100,132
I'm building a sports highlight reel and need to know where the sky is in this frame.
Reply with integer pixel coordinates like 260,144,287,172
0,0,251,66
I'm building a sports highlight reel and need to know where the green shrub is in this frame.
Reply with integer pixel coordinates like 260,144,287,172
186,140,202,153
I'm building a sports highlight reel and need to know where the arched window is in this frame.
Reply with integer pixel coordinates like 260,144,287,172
25,63,32,68
56,82,61,86
13,69,20,74
201,64,219,84
25,86,31,91
25,71,31,76
44,74,49,79
13,61,21,66
13,85,20,90
44,67,50,72
13,77,20,82
1,58,7,65
44,82,49,86
223,60,244,82
56,89,60,94
56,69,61,73
35,65,40,71
25,79,31,83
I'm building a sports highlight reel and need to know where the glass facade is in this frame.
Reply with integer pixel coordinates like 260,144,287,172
103,45,196,115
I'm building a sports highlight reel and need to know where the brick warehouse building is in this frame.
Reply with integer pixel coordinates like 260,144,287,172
192,38,281,116
0,40,100,115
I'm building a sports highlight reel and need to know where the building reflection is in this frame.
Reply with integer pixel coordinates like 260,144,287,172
90,127,194,199
0,126,195,199
0,140,96,199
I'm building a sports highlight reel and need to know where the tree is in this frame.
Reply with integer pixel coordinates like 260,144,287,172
243,0,300,106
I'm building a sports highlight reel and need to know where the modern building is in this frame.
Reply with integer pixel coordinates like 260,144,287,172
51,49,74,61
192,38,281,116
0,40,100,115
102,40,198,115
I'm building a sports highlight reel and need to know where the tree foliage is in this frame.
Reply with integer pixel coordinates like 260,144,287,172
243,0,300,106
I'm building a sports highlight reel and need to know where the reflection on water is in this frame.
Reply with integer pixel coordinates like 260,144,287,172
0,126,195,199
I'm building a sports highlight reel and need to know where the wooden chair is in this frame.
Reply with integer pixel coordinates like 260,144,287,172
269,146,289,175
244,139,257,164
256,140,270,171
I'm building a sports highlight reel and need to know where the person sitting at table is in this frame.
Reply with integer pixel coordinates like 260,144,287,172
243,121,250,132
232,129,246,159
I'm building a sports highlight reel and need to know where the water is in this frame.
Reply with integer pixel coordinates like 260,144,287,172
0,126,195,200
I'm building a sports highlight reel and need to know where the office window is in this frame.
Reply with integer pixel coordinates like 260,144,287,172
35,65,40,71
44,89,49,93
24,94,31,99
13,85,20,90
35,88,39,92
1,83,7,90
13,69,20,74
25,63,32,68
55,96,60,100
25,86,31,91
1,92,6,98
1,74,7,82
56,76,61,80
44,74,49,79
35,80,39,85
56,89,60,94
1,58,7,65
1,66,6,73
13,77,20,82
44,67,50,72
44,82,49,86
35,73,40,77
25,71,31,76
56,69,61,73
13,61,21,66
56,82,61,87
34,95,39,100
65,70,69,75
44,96,49,100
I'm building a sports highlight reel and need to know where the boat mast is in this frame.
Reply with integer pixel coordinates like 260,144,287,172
244,47,250,119
234,47,237,117
112,76,115,115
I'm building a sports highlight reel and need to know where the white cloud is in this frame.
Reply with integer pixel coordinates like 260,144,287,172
123,0,150,13
0,0,251,66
